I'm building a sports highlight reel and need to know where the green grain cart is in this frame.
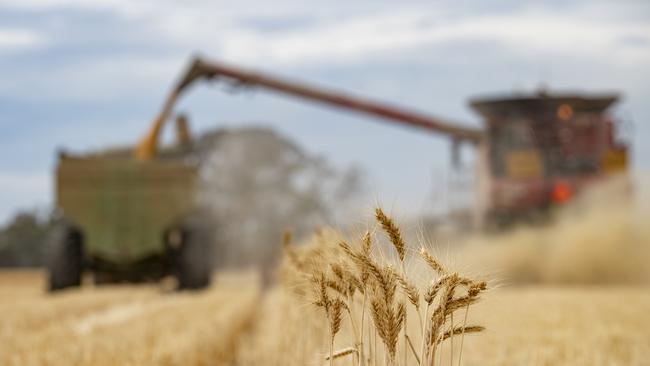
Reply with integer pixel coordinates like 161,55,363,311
49,141,213,290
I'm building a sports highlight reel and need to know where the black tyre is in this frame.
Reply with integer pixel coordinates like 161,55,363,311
47,222,84,291
167,217,213,290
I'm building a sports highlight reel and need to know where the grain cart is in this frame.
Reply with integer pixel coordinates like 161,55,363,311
49,56,629,290
51,128,212,290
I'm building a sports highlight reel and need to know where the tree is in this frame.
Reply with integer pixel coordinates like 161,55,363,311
197,126,364,269
0,210,52,267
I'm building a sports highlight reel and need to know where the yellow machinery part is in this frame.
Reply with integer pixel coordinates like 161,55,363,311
506,150,543,179
601,149,628,174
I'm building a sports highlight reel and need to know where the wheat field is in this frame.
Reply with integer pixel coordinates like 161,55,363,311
237,286,650,366
0,271,648,365
2,195,650,366
0,254,650,365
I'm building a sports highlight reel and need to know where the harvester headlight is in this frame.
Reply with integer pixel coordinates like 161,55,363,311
551,181,572,204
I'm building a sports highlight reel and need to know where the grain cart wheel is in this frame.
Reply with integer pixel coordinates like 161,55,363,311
47,222,84,291
167,217,213,290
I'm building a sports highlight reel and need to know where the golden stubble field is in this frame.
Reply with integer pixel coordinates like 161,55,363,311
1,270,649,365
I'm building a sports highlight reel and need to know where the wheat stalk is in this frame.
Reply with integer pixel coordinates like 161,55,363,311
287,208,488,366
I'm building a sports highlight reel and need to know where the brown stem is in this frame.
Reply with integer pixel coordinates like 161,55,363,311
404,313,408,366
457,304,470,366
449,312,454,366
373,322,377,366
359,292,367,366
399,261,408,366
330,329,335,366
406,335,421,365
420,302,430,366
429,343,436,366
346,295,360,366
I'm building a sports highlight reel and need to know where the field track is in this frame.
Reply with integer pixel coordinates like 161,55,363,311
0,270,259,366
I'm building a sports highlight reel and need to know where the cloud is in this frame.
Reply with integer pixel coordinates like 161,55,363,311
11,0,648,66
211,8,650,65
0,0,153,17
2,2,648,110
0,0,647,112
0,28,43,52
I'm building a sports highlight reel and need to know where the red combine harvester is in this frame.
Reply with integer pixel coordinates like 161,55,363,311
470,93,628,227
137,57,629,228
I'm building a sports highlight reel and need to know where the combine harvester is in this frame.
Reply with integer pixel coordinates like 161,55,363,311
49,56,629,290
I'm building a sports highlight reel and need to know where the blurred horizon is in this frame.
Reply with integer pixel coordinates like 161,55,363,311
1,0,649,224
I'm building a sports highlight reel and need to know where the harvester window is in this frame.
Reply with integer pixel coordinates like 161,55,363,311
490,121,537,178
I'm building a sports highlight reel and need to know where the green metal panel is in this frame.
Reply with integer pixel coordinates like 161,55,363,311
56,156,197,263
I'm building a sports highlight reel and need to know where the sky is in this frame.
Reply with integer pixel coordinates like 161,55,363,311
0,0,649,224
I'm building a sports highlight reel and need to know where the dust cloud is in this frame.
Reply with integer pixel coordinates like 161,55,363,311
458,175,650,285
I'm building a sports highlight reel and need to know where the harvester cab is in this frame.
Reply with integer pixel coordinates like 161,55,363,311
470,92,629,227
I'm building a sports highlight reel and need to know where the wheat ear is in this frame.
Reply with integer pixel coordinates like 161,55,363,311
375,208,405,262
325,347,358,361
